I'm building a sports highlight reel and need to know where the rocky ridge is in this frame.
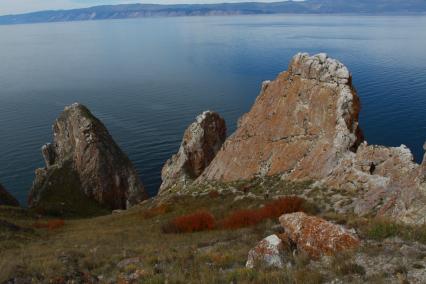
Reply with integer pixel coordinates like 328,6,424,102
28,103,147,215
193,53,425,224
159,111,226,194
199,52,363,183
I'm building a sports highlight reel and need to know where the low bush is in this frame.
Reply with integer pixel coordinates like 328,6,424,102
260,196,306,219
163,196,308,233
221,196,306,229
221,209,263,229
366,218,400,240
33,219,65,230
163,211,216,233
364,218,426,244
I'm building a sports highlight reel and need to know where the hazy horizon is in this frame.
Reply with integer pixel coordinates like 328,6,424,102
0,0,299,16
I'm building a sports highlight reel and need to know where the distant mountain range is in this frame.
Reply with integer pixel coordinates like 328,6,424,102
1,0,426,25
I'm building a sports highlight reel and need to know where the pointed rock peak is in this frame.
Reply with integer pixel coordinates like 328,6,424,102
289,52,351,85
158,111,226,194
29,103,147,216
0,183,19,207
199,52,362,183
197,52,424,224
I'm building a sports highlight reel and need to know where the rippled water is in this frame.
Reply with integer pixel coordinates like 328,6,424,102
0,15,425,204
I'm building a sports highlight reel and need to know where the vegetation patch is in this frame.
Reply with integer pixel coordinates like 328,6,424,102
163,210,216,233
33,219,65,230
221,196,308,230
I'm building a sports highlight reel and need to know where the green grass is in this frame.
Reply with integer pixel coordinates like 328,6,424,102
322,212,426,244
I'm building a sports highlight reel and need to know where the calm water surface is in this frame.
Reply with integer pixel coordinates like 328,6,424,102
0,15,425,204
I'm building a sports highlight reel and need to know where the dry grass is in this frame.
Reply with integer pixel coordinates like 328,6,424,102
322,212,426,244
0,177,423,283
0,192,293,283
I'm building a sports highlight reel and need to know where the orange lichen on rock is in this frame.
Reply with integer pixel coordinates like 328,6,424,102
279,212,359,258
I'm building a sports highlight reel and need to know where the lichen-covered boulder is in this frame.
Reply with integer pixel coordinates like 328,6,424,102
279,212,360,258
28,103,147,216
0,183,19,207
246,234,285,269
159,111,226,194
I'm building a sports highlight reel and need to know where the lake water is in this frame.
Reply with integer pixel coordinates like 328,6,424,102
0,15,425,204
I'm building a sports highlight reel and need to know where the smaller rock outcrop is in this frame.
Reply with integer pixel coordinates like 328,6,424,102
246,234,285,269
28,103,147,216
0,183,19,207
159,111,226,194
279,212,359,258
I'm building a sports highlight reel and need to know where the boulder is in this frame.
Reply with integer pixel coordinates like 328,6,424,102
28,103,147,216
279,212,360,258
159,111,226,194
197,52,425,224
246,234,285,269
0,183,19,207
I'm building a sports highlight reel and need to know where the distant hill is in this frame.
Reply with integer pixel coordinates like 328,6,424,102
1,0,426,25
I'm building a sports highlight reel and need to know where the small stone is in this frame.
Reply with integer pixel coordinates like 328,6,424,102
246,235,285,269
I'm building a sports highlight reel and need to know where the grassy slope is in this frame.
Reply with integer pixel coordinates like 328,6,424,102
1,178,425,283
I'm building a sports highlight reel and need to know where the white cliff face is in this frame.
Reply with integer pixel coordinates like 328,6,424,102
159,111,226,194
289,52,351,85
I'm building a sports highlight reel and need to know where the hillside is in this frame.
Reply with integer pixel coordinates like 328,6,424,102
1,0,426,25
1,53,425,283
1,177,426,283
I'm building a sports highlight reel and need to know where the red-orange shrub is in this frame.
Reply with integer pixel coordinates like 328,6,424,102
221,196,306,230
164,210,216,233
260,196,306,219
220,209,262,229
33,219,65,230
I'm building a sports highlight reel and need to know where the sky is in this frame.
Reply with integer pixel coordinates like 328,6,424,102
0,0,289,16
